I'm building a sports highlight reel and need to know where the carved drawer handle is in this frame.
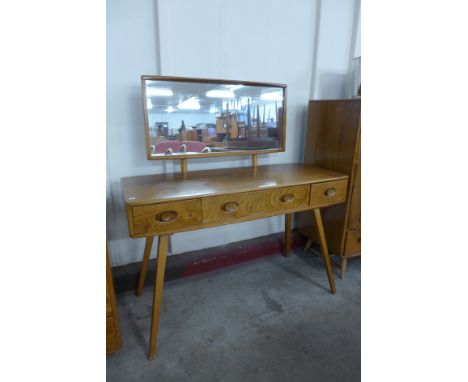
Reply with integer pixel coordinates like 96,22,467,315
223,202,239,213
325,188,336,197
281,194,295,203
156,210,178,223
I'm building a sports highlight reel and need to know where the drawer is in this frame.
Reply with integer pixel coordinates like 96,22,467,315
132,199,202,235
202,185,310,223
344,229,361,256
309,179,348,207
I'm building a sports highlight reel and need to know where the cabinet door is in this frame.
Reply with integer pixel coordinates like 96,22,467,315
348,163,361,229
344,229,361,256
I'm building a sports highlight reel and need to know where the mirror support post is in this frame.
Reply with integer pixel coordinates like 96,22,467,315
252,154,257,168
181,158,187,177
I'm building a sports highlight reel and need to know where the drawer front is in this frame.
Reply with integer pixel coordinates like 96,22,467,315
310,179,348,207
132,199,202,235
202,185,310,223
344,229,361,256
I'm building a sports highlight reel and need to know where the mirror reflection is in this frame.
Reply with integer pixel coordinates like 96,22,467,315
142,77,285,157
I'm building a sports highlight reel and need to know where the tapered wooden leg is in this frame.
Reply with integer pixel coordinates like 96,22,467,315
136,236,154,297
284,213,292,256
313,208,336,294
148,235,169,360
304,239,313,252
340,257,348,279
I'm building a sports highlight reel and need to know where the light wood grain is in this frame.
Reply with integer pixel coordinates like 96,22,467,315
313,209,336,294
202,185,309,223
132,199,202,235
122,163,349,360
148,235,169,360
303,99,361,174
348,163,361,229
136,236,154,296
298,100,361,260
122,164,347,206
106,316,118,352
106,243,121,353
284,213,292,256
309,179,348,207
344,229,361,256
106,282,112,315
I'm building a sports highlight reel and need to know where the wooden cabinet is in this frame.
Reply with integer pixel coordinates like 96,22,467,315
106,243,121,354
297,99,361,276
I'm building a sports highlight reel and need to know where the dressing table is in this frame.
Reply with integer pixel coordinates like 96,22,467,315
121,76,349,359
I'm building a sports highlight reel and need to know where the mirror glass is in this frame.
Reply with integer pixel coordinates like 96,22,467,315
142,77,286,158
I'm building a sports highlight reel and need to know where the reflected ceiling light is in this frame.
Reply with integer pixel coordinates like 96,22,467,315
209,106,218,114
146,87,173,96
147,99,152,109
166,106,176,113
260,92,283,101
227,85,244,91
178,97,201,110
206,90,235,98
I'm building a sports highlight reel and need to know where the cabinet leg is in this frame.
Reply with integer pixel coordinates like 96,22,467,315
136,236,154,297
148,235,169,360
340,257,348,279
284,213,292,256
313,208,336,294
304,239,313,252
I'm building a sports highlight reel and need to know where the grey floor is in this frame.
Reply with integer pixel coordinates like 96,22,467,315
107,250,361,382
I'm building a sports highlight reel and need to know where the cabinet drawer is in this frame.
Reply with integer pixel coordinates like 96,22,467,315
310,179,348,207
132,199,202,235
344,229,361,256
202,185,310,223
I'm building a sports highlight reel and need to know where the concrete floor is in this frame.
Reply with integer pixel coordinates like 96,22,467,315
107,250,361,382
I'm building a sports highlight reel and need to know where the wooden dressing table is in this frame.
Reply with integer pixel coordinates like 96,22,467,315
122,163,348,359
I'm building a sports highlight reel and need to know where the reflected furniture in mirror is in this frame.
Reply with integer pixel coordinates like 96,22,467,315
121,76,350,360
142,76,286,169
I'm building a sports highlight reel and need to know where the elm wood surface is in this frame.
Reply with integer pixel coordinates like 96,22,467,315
297,100,361,276
202,184,309,223
122,164,347,206
284,213,292,256
106,244,121,353
314,209,336,294
149,235,169,360
136,236,154,297
121,163,348,359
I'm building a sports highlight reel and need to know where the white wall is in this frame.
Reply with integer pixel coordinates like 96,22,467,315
311,0,361,99
107,0,360,266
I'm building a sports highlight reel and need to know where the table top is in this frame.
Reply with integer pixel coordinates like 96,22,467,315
122,163,347,206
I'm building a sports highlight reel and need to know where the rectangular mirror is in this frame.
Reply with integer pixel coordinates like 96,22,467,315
141,76,286,159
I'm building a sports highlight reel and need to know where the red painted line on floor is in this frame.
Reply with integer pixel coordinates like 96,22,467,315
179,233,305,278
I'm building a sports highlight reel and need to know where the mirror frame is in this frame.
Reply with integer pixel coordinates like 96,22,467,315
141,75,287,160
